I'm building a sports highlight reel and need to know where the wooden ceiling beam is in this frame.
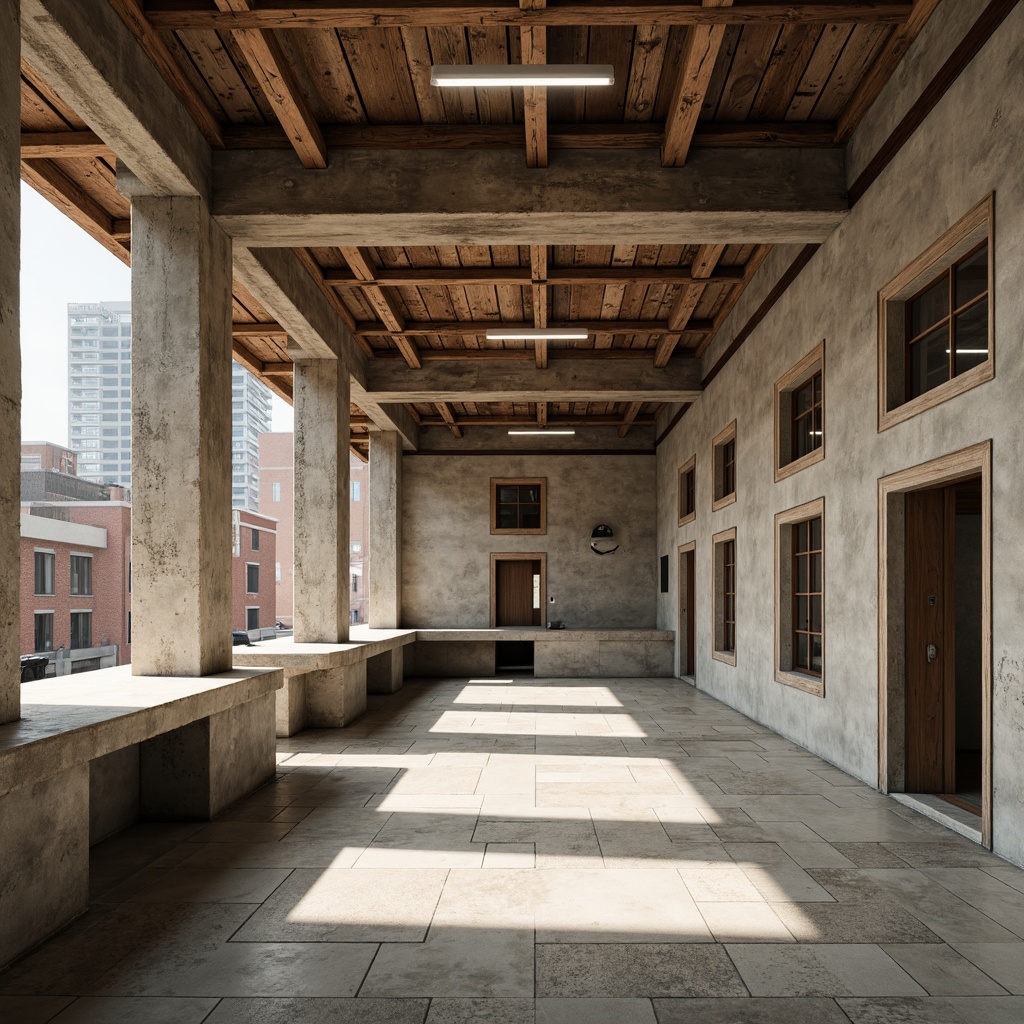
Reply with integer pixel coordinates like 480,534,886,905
20,131,115,160
421,414,658,427
618,401,645,438
214,0,327,169
521,0,548,169
655,243,726,366
374,348,669,361
324,265,747,288
437,402,464,439
531,244,549,368
143,3,916,30
662,0,733,167
339,246,421,368
357,319,714,337
223,121,839,151
537,402,548,427
232,321,288,340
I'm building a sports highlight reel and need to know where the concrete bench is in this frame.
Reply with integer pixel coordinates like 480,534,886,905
232,629,418,736
0,665,283,968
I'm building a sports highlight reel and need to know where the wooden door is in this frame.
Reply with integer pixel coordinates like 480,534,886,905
681,550,695,676
495,560,537,626
905,489,955,792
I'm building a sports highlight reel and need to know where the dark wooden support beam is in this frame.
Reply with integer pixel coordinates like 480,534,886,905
437,402,464,438
531,244,549,368
618,401,645,438
356,319,714,338
521,0,548,169
232,321,288,340
655,244,725,366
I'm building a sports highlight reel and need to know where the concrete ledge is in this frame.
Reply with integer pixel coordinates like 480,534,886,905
1,665,283,797
412,627,673,643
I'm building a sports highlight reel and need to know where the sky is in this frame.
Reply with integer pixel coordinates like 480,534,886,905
19,182,294,445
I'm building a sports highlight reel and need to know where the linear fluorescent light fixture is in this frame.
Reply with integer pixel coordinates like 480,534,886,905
508,429,576,436
486,328,589,341
431,65,614,88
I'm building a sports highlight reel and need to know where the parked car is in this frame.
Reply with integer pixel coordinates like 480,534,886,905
20,655,49,682
232,631,253,647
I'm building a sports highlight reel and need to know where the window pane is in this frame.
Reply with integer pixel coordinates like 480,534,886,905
794,380,813,416
521,506,541,529
520,486,540,503
908,324,950,397
810,517,821,550
909,278,948,337
954,301,988,376
497,487,518,503
797,554,808,592
796,521,808,550
796,595,809,631
811,637,823,673
497,505,517,529
796,632,808,668
955,245,987,308
811,553,822,592
810,595,822,633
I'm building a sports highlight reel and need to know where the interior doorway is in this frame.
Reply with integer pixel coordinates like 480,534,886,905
490,553,545,627
678,542,695,679
878,443,991,846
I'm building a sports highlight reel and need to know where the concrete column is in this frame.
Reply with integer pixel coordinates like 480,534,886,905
369,430,403,628
293,358,350,642
0,0,21,724
130,196,232,676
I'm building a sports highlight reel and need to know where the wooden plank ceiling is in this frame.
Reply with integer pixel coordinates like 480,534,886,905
19,0,939,445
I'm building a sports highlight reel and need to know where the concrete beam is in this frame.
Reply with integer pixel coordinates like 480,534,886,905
350,388,420,452
363,358,703,405
212,147,848,247
1,0,20,724
21,0,210,197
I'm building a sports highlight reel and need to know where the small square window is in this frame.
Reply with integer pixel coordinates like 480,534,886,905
677,455,696,527
712,422,737,511
246,563,259,594
775,342,825,482
491,478,547,535
879,195,993,431
712,528,737,665
775,498,825,697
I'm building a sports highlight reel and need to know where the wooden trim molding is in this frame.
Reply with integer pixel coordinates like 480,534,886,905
712,526,737,667
677,454,697,527
489,552,547,628
775,342,826,483
490,477,547,535
711,420,737,512
878,195,994,432
877,441,992,848
774,497,826,697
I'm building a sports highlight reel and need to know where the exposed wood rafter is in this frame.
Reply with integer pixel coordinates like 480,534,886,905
618,401,644,438
531,244,549,368
357,319,713,338
655,244,726,366
437,402,464,438
521,0,548,169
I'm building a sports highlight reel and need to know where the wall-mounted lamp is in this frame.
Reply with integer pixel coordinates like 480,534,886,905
590,524,618,556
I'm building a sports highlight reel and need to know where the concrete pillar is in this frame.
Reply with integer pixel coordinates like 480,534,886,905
293,357,350,642
130,196,233,676
0,0,20,724
369,430,403,628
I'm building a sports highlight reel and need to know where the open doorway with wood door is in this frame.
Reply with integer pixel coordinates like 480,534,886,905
678,542,695,680
491,554,545,674
879,443,991,846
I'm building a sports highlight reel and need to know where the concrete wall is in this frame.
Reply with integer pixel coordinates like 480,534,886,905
654,0,1024,865
404,454,656,629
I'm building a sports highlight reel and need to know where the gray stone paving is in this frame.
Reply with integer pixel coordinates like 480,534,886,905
2,676,1023,1023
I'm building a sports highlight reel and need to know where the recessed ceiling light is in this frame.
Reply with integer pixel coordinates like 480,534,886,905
431,65,614,88
486,328,589,341
508,429,576,436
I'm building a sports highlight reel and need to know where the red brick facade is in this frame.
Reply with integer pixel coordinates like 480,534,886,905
258,432,293,627
231,508,279,632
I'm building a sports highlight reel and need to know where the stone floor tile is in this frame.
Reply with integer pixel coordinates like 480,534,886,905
881,843,1000,869
828,844,910,868
697,902,795,942
534,997,656,1023
726,943,926,997
48,997,219,1023
123,867,292,904
360,925,534,998
944,997,1024,1023
232,868,447,941
425,998,535,1023
534,944,746,998
922,869,1024,939
184,822,297,844
0,996,75,1023
678,865,763,902
881,944,1008,996
178,839,367,870
95,942,379,998
777,842,858,868
483,843,536,868
950,943,1024,994
652,997,852,1024
771,901,941,943
203,997,430,1024
839,996,1024,1024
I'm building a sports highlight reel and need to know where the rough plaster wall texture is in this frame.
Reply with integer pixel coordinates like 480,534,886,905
293,359,350,643
369,431,403,628
130,196,232,677
402,454,656,629
655,1,1024,863
0,0,21,724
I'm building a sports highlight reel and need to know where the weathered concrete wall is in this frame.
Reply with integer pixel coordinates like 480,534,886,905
0,0,20,724
655,0,1024,865
404,454,656,628
89,744,139,844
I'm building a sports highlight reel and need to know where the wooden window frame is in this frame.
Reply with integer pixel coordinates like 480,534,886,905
877,441,992,848
878,195,994,432
489,552,547,628
711,421,737,512
775,342,825,482
490,477,547,535
775,497,825,697
712,527,737,666
677,455,696,527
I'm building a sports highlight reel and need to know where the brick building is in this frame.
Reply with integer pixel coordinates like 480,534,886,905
231,508,278,633
257,432,293,628
19,502,132,672
350,453,369,625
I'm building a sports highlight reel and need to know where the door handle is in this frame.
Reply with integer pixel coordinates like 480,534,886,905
927,643,938,663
